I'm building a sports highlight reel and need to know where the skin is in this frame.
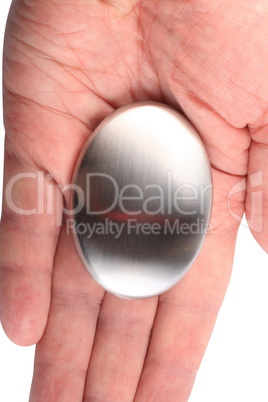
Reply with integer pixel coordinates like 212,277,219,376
0,0,267,400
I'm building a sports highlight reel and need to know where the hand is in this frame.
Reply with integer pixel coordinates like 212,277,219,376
0,0,267,400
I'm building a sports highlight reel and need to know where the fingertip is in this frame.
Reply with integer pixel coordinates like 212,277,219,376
0,270,51,346
1,320,42,347
1,303,48,346
248,229,268,254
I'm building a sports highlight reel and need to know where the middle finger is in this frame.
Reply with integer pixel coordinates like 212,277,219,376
84,293,158,401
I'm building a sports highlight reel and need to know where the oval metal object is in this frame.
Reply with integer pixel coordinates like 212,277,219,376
72,102,212,299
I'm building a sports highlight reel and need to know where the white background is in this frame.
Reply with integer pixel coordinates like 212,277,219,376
0,1,268,401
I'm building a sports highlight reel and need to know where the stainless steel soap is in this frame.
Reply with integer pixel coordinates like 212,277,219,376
72,102,212,299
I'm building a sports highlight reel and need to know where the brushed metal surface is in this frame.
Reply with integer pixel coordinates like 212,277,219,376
72,102,212,299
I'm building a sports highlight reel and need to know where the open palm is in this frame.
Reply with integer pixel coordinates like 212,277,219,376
1,0,267,400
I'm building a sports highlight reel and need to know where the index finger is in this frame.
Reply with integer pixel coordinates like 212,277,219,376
0,152,62,345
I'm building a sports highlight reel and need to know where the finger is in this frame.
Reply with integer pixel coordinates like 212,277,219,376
134,170,244,401
84,294,158,401
246,125,268,252
0,152,62,345
30,218,104,402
